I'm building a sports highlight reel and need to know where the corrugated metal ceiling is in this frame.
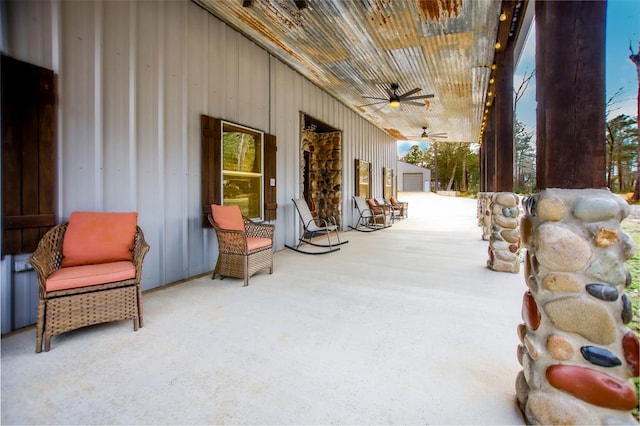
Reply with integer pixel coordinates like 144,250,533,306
194,0,506,143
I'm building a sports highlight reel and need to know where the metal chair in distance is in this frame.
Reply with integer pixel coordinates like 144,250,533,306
349,196,388,232
285,198,348,255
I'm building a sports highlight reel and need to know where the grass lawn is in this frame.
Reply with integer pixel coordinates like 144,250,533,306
621,216,639,420
622,217,640,335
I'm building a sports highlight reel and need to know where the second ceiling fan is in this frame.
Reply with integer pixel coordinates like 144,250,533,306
408,127,448,141
359,83,434,109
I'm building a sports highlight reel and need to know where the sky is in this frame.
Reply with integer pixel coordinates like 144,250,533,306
398,0,640,157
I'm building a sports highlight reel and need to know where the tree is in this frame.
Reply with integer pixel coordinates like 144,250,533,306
514,120,536,193
630,41,640,200
514,69,536,192
401,144,426,167
605,114,638,192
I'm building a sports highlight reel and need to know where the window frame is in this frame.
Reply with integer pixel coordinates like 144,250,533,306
220,120,265,221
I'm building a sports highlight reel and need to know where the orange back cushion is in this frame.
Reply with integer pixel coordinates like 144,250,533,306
61,212,138,267
390,196,398,205
211,204,245,231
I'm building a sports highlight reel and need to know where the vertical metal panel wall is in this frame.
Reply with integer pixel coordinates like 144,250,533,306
0,0,396,332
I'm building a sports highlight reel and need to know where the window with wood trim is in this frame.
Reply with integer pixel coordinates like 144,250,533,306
201,115,277,226
355,159,371,198
2,55,57,255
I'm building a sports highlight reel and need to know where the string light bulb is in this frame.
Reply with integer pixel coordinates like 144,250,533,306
495,41,501,50
499,12,507,21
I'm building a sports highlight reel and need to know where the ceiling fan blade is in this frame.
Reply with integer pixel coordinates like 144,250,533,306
402,101,427,107
358,100,387,107
403,94,435,101
430,135,448,139
428,132,447,136
398,87,421,98
361,96,388,101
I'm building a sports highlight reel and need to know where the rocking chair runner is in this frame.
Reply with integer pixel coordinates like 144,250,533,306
349,196,389,232
285,198,348,254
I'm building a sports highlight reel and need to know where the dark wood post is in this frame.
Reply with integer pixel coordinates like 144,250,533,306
495,48,514,191
484,104,497,192
479,143,486,192
535,0,606,189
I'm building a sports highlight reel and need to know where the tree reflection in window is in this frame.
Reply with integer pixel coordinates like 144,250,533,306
222,122,263,220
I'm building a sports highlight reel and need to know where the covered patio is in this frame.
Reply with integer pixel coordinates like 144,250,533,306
1,193,525,425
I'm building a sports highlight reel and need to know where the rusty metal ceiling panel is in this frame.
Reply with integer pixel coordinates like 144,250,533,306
193,0,503,143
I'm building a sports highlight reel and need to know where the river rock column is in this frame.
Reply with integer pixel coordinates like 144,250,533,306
516,188,639,425
487,192,520,273
477,192,493,241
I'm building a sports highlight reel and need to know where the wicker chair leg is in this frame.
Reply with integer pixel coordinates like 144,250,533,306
137,287,144,328
133,317,139,331
244,258,249,286
36,300,45,353
44,333,51,352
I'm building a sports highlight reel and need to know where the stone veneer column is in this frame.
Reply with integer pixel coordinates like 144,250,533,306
487,192,520,273
517,188,639,424
477,192,493,241
300,131,342,225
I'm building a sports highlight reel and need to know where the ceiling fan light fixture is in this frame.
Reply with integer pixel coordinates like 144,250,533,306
389,99,400,108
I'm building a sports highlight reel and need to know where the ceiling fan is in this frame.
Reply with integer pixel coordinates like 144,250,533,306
408,127,448,141
359,83,434,109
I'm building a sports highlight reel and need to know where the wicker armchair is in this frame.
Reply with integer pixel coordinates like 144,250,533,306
208,204,274,286
28,218,149,352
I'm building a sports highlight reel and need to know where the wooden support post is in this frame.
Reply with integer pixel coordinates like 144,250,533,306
495,48,514,192
535,0,606,189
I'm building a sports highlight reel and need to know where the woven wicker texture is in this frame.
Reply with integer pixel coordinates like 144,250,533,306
28,223,150,352
208,213,274,286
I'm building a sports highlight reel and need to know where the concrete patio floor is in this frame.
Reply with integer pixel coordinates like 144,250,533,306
1,192,526,425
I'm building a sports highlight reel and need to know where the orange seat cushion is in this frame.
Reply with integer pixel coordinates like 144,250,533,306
62,212,138,267
247,237,272,251
211,204,245,231
366,199,383,214
46,261,136,292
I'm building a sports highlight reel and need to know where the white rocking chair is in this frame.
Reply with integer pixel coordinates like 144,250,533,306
285,198,348,255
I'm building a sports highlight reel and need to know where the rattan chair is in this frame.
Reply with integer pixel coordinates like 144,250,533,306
28,222,150,352
208,204,274,286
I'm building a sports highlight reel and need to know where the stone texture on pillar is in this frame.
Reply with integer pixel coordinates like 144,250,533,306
516,188,638,425
487,192,520,273
477,192,492,241
301,130,342,226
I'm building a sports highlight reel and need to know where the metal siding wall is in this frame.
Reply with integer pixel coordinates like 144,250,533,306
1,0,396,330
135,1,163,290
187,4,210,277
103,1,132,212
